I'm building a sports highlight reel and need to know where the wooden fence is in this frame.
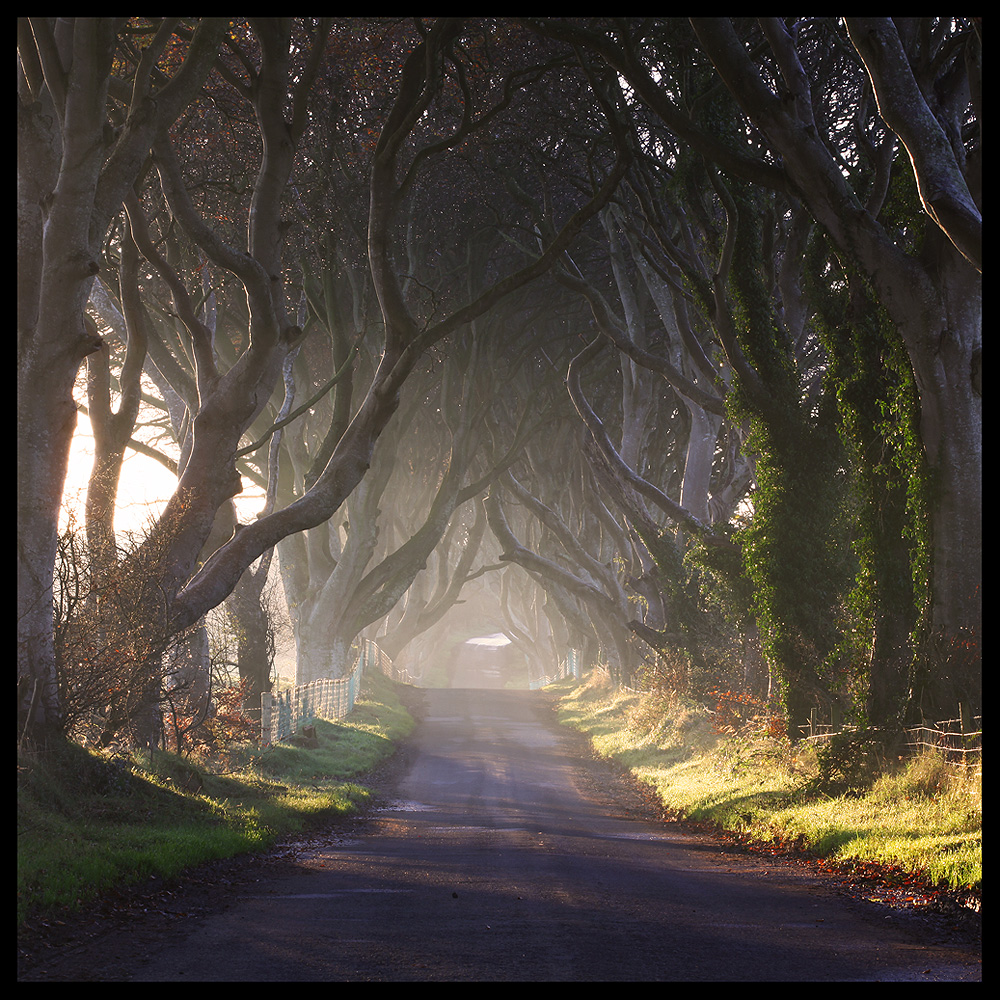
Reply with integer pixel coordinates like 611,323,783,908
529,648,582,689
260,640,392,746
565,647,981,770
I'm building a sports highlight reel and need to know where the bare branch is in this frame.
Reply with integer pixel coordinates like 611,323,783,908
845,17,981,271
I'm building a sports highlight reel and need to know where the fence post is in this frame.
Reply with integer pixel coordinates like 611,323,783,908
569,648,579,680
958,701,973,758
261,691,272,746
257,644,391,747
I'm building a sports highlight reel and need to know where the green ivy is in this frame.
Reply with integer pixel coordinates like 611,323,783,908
804,227,932,730
724,180,854,735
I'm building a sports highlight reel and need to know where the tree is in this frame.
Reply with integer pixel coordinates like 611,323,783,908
374,498,495,669
18,17,229,740
805,234,926,729
688,18,981,716
524,16,981,721
19,18,629,744
557,148,847,725
482,329,657,684
161,17,627,636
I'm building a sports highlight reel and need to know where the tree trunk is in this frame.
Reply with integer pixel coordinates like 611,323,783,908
17,17,226,743
19,279,105,741
905,253,982,717
909,254,982,642
295,629,355,686
228,564,275,720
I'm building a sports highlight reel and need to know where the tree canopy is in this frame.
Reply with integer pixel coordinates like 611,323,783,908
19,17,979,747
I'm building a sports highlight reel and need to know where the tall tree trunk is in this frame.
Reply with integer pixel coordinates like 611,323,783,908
905,247,982,717
910,250,982,638
18,350,88,740
17,17,226,743
294,629,355,687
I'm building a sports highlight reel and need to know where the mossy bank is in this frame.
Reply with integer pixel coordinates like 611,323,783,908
17,672,414,928
550,672,981,893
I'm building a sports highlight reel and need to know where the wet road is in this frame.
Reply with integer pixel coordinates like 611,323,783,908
133,688,980,981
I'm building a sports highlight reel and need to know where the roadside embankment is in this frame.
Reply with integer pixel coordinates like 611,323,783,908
548,671,981,902
17,672,414,929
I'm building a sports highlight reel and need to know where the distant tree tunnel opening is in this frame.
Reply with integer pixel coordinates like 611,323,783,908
450,633,517,689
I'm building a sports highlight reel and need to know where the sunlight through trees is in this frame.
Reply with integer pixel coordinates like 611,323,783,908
19,18,979,749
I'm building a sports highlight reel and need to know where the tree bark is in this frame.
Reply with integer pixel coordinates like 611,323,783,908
17,17,226,742
687,17,981,711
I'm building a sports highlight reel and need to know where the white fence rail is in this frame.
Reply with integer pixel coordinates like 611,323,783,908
529,648,581,689
260,640,391,746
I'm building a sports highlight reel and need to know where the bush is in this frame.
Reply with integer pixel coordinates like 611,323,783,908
805,727,893,796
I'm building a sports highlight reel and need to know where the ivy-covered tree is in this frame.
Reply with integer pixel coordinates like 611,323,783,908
525,16,980,724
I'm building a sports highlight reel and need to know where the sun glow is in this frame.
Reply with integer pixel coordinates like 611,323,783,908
61,413,265,537
60,413,178,535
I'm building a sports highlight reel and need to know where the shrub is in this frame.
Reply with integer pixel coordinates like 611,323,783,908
805,727,893,796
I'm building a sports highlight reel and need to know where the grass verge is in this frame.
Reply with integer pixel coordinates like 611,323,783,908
550,671,981,892
17,672,414,928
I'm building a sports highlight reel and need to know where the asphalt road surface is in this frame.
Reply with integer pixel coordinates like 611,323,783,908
130,687,980,982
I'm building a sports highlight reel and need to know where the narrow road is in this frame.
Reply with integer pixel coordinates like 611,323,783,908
132,688,979,982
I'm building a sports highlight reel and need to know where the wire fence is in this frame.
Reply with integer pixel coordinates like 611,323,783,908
365,640,416,684
798,711,982,770
563,646,981,770
904,720,982,768
529,648,582,689
260,639,394,746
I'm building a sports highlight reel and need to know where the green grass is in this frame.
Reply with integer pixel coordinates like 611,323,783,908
17,672,414,927
549,671,982,890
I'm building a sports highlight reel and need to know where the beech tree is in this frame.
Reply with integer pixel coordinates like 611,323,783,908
534,162,831,716
525,17,981,719
24,17,976,747
277,335,531,683
18,17,229,739
486,450,640,680
18,17,628,744
374,499,495,669
694,18,981,659
482,40,929,730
